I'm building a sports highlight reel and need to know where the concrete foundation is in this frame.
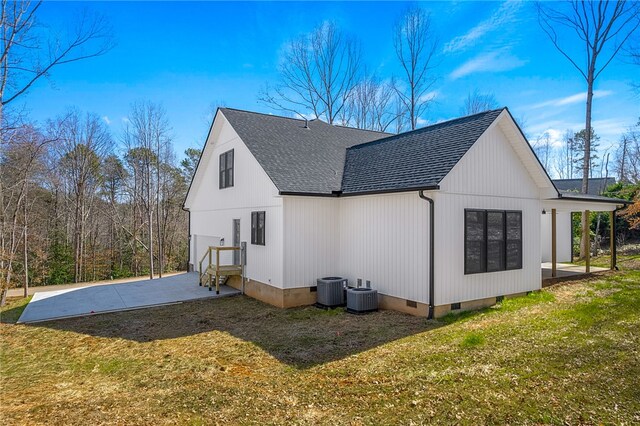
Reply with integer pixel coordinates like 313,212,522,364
229,276,533,319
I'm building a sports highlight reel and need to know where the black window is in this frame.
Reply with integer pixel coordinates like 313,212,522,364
251,211,265,245
505,211,523,270
464,209,522,274
219,149,234,189
464,210,485,274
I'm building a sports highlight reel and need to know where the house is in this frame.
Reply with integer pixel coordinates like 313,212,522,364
183,107,629,318
553,177,617,196
541,177,617,263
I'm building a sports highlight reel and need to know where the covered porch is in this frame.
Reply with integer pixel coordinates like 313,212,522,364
541,192,630,284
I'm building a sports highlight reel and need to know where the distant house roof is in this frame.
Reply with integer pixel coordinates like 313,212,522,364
552,177,616,196
220,108,389,194
341,109,504,194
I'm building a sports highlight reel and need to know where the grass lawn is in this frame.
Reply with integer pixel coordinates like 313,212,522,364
573,252,640,270
1,271,639,425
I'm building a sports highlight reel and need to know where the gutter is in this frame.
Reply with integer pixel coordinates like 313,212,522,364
556,192,633,205
279,185,440,198
418,191,435,319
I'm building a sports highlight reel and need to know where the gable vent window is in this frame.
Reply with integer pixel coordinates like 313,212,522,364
251,211,265,245
219,149,234,189
465,209,522,275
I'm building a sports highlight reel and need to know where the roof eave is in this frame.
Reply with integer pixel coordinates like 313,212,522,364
280,185,440,198
557,193,632,205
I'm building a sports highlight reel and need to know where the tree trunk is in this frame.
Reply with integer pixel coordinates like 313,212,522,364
156,146,163,278
23,186,28,298
579,71,594,259
147,164,154,280
593,213,602,257
619,136,627,182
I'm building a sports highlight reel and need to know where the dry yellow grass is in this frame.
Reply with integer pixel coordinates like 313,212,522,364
1,270,639,425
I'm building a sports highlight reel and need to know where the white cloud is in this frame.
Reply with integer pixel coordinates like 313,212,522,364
531,128,567,149
102,115,111,125
528,117,628,154
419,91,439,103
449,50,526,79
444,0,523,53
530,90,614,109
416,117,429,127
121,117,130,124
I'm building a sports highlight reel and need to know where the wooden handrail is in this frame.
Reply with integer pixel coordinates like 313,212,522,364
198,245,245,294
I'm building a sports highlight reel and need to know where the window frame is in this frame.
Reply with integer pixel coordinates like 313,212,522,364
251,211,266,246
219,149,234,189
464,209,522,275
505,211,523,271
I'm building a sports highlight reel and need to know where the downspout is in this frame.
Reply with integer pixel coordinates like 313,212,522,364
182,206,191,272
418,191,435,319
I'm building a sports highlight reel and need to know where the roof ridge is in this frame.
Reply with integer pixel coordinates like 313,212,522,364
221,107,398,136
332,123,393,135
347,107,505,151
220,107,314,123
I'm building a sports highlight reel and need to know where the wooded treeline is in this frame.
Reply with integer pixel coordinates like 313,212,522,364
1,104,192,303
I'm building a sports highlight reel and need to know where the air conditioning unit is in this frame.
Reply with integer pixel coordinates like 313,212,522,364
346,288,378,314
316,277,347,308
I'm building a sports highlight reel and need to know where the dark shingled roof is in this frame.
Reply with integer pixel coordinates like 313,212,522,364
341,109,504,194
220,108,390,194
552,177,616,196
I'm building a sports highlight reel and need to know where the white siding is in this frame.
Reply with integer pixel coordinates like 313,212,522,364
433,193,541,305
434,124,544,305
188,113,284,288
541,211,572,263
282,192,430,302
283,197,339,289
337,192,430,303
440,122,540,198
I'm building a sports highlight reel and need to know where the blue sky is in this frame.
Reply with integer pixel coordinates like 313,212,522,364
23,1,639,164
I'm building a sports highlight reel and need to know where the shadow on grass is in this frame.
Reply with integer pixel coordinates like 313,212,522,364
0,297,31,324
10,283,578,369
19,295,443,368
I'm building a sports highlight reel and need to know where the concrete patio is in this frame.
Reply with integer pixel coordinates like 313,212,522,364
541,262,609,286
17,272,239,323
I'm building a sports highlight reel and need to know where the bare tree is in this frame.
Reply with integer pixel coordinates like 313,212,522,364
0,124,54,304
460,89,499,115
625,36,640,93
259,22,361,124
393,6,438,130
122,102,172,279
533,131,553,172
614,119,640,183
53,110,111,283
345,74,397,132
554,129,577,179
537,0,640,258
0,0,113,108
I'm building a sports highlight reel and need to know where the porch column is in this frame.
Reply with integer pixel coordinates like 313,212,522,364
610,210,617,270
551,208,557,278
585,210,590,273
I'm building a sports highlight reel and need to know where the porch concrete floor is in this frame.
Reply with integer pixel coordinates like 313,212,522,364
17,272,239,324
541,262,609,280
